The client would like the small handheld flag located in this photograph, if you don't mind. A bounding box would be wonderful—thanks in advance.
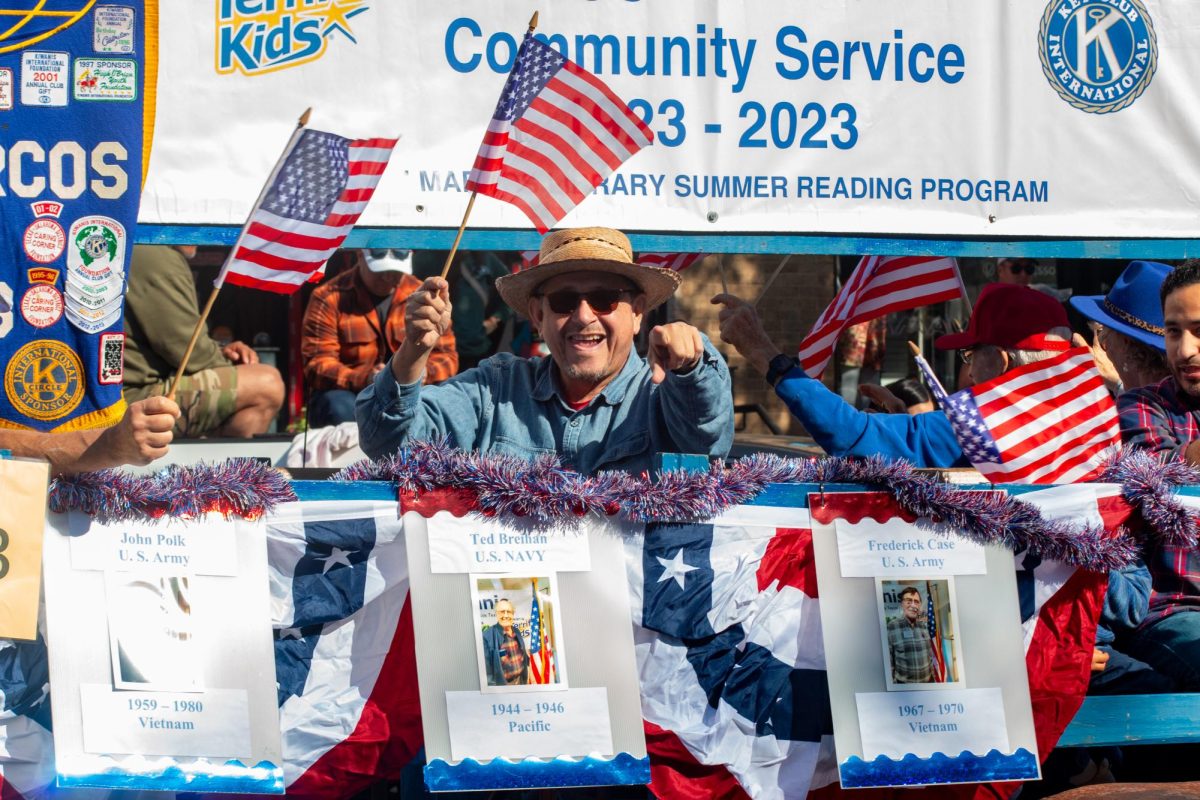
[913,345,1120,484]
[167,110,395,400]
[799,256,966,377]
[465,31,653,233]
[219,129,397,294]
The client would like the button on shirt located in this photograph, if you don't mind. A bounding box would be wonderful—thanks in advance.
[355,336,734,475]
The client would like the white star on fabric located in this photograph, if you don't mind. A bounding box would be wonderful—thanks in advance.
[320,546,353,574]
[279,627,304,640]
[656,549,698,590]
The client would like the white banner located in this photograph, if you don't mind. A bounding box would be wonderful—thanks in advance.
[142,0,1200,238]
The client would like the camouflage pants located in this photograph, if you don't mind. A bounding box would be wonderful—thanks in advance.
[125,366,239,438]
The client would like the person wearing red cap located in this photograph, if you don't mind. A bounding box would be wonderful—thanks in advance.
[713,283,1072,467]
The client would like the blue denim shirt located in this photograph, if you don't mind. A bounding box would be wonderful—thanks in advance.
[356,335,733,474]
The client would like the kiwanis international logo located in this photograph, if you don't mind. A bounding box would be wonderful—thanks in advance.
[1039,0,1158,113]
[216,0,370,77]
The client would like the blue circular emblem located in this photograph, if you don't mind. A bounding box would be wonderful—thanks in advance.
[1039,0,1158,113]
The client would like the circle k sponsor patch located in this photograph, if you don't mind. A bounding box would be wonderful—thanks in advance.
[6,339,83,421]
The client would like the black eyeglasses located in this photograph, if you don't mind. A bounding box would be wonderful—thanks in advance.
[538,289,632,315]
[366,248,411,261]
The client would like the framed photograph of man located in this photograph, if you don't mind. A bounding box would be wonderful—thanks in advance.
[471,574,567,694]
[876,577,964,692]
[105,573,203,692]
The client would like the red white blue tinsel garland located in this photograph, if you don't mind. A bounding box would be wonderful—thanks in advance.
[333,440,1146,571]
[48,458,296,522]
[46,443,1200,574]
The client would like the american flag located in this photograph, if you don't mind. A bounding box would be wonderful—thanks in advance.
[798,255,965,377]
[927,584,947,682]
[528,580,554,684]
[638,252,705,272]
[219,129,397,293]
[915,347,1120,484]
[465,32,652,233]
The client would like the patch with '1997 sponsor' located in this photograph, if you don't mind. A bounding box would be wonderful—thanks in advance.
[5,340,84,421]
[1039,0,1158,114]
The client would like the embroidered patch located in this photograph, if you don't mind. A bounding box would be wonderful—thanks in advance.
[27,268,59,285]
[0,282,12,339]
[23,218,66,264]
[20,284,64,329]
[5,340,84,421]
[99,333,124,385]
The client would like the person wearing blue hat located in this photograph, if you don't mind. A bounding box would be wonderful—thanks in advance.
[1070,260,1170,394]
[1067,262,1177,698]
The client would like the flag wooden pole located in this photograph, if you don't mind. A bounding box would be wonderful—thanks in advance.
[439,11,540,281]
[438,191,478,280]
[752,254,791,307]
[167,108,312,401]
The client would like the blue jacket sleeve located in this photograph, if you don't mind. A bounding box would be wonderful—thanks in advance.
[773,367,969,468]
[355,356,500,459]
[657,335,734,460]
[1096,561,1152,644]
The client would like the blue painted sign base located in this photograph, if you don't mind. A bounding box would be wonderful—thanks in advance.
[56,758,285,793]
[424,753,650,792]
[839,748,1038,788]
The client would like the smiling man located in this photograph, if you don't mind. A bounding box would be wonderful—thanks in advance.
[482,599,529,687]
[1121,260,1200,464]
[887,587,934,685]
[355,227,733,473]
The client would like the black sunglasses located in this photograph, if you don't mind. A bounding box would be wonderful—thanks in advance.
[538,289,632,315]
[1002,260,1037,275]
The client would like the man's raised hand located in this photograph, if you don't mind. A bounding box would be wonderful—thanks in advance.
[648,322,704,384]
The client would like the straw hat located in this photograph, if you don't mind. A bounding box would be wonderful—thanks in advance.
[496,227,681,315]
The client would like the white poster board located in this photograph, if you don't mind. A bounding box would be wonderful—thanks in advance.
[813,493,1040,789]
[406,505,648,792]
[43,512,284,793]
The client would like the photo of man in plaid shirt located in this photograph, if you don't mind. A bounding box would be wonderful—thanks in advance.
[482,599,529,687]
[1118,259,1200,689]
[887,586,935,684]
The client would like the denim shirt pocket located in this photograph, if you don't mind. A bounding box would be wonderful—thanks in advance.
[491,435,557,460]
[591,430,650,472]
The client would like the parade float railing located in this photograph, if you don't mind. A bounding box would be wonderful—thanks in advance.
[44,443,1200,790]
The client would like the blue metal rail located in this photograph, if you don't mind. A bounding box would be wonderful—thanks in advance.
[136,224,1200,259]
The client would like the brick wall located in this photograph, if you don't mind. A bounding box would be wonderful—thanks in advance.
[669,253,837,436]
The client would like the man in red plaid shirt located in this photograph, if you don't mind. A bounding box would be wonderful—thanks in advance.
[1118,259,1200,688]
[301,250,458,428]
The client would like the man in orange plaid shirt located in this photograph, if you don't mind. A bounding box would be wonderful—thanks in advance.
[301,249,457,428]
